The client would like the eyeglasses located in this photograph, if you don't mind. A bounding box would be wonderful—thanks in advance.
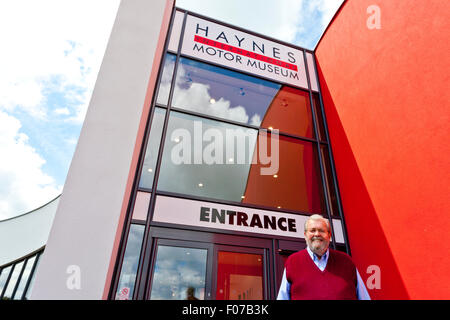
[306,228,328,234]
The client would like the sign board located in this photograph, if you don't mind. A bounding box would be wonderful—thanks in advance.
[181,15,309,90]
[153,195,344,243]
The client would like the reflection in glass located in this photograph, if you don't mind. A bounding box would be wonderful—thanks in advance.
[321,145,340,217]
[312,93,326,141]
[156,53,176,105]
[259,86,314,138]
[13,256,36,300]
[243,131,325,213]
[24,254,40,300]
[139,108,166,189]
[115,224,145,300]
[150,246,207,300]
[0,265,12,295]
[157,111,325,213]
[3,261,24,299]
[157,111,258,202]
[171,57,314,138]
[216,251,263,300]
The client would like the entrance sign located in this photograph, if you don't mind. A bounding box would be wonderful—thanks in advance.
[153,196,345,243]
[181,15,309,90]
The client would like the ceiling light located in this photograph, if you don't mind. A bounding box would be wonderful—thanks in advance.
[228,157,234,162]
[198,183,203,187]
[210,98,216,104]
[273,174,278,178]
[173,137,180,143]
[268,127,273,131]
[147,168,153,173]
[241,196,245,199]
[277,206,281,209]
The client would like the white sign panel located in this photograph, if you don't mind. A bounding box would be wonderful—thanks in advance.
[153,195,344,243]
[181,15,309,90]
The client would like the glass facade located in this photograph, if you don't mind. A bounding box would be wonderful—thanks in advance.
[111,9,346,300]
[149,245,207,300]
[0,249,42,300]
[115,224,145,300]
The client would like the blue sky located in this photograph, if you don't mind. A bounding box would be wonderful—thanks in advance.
[0,0,343,220]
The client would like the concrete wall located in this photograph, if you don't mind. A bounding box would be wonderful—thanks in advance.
[0,196,58,266]
[316,0,450,299]
[31,0,174,299]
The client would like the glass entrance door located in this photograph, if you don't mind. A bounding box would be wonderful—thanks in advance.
[214,247,266,300]
[146,228,272,300]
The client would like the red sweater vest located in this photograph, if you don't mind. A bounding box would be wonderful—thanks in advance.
[285,249,357,300]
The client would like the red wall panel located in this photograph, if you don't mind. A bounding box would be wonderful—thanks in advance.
[316,0,450,299]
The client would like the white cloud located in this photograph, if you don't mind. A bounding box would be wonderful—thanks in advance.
[308,0,344,28]
[157,61,255,124]
[0,111,61,220]
[0,0,119,218]
[54,107,70,116]
[0,0,120,121]
[177,0,305,43]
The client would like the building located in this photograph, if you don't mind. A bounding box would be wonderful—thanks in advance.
[0,0,448,300]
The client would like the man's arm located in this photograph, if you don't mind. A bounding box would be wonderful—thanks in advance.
[356,269,371,300]
[277,269,291,300]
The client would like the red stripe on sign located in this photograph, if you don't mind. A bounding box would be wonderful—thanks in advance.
[194,35,298,72]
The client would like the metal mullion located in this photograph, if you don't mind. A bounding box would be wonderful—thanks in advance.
[311,52,351,255]
[11,259,27,300]
[143,236,159,300]
[271,240,277,299]
[108,4,179,301]
[135,10,189,300]
[0,264,14,299]
[21,251,41,300]
[302,50,337,250]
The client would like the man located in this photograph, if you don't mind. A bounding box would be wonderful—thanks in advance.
[277,214,370,300]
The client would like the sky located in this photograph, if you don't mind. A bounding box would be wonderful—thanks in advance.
[0,0,343,220]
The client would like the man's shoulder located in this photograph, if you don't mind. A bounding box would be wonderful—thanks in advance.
[329,249,355,266]
[286,249,308,263]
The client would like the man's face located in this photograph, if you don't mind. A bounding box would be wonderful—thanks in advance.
[304,219,331,257]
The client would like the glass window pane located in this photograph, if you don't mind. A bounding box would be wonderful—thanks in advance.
[150,245,207,300]
[242,131,325,213]
[157,111,258,202]
[139,107,166,189]
[156,53,176,106]
[157,112,325,213]
[3,261,24,299]
[0,265,12,295]
[321,145,340,217]
[216,251,263,300]
[13,256,36,300]
[312,93,326,141]
[24,254,41,300]
[259,86,314,138]
[172,57,314,138]
[115,224,145,300]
